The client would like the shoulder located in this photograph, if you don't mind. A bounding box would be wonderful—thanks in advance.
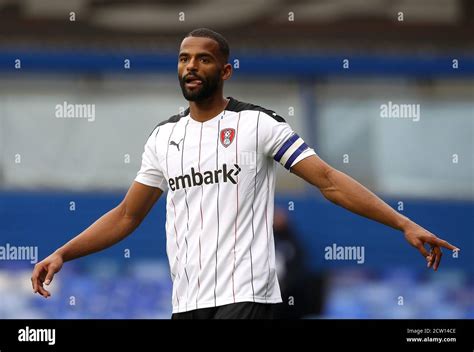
[157,108,190,127]
[226,97,286,123]
[147,108,190,138]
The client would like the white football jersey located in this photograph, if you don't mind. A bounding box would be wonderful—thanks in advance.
[135,97,316,313]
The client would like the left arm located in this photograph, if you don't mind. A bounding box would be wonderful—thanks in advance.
[290,155,460,271]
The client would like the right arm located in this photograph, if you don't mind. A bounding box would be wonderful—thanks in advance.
[31,181,163,298]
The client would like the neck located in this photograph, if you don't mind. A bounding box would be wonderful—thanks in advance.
[188,94,229,123]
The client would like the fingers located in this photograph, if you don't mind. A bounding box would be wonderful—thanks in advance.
[426,246,443,271]
[423,234,458,251]
[412,233,458,271]
[36,284,51,298]
[44,265,57,286]
[31,264,43,293]
[31,277,50,298]
[427,247,435,268]
[31,264,52,298]
[416,243,440,270]
[416,242,430,258]
[432,247,443,271]
[31,274,36,292]
[433,238,459,252]
[427,246,435,268]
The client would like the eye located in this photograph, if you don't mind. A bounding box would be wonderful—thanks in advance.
[200,57,209,63]
[179,57,187,63]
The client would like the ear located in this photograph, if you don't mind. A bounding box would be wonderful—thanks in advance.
[222,63,232,81]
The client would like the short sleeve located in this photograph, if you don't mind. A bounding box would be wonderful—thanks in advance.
[261,112,316,170]
[135,127,168,192]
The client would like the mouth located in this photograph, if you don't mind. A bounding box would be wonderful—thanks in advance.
[184,75,203,89]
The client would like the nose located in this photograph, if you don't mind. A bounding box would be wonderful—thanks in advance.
[185,57,198,72]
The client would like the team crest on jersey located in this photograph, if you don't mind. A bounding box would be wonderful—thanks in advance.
[220,128,235,148]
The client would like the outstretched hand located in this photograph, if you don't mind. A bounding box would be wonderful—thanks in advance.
[404,223,460,271]
[31,252,64,298]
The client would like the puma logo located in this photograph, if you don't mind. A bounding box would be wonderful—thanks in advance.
[169,138,183,151]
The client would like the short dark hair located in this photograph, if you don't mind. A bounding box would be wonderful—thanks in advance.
[185,28,230,63]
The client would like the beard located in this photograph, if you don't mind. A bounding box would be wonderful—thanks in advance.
[179,71,221,101]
